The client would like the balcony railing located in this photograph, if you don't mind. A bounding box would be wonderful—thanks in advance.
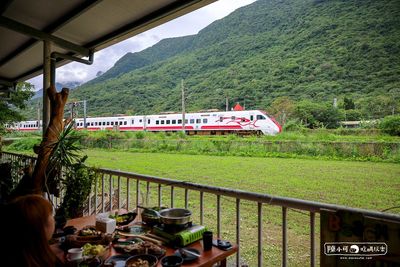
[2,151,400,267]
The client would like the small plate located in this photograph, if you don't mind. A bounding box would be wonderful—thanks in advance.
[174,248,200,262]
[119,225,149,235]
[104,254,131,267]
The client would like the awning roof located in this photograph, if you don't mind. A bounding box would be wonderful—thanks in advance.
[0,0,216,88]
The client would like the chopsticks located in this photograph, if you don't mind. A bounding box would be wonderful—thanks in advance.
[179,248,200,258]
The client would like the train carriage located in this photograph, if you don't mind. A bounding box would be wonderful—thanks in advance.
[7,110,281,135]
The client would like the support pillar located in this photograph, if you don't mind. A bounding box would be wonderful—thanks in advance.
[42,40,52,136]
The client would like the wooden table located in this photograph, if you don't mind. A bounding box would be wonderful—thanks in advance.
[55,213,238,267]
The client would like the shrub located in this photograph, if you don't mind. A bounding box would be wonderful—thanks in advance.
[135,131,145,139]
[6,138,40,151]
[344,109,362,121]
[283,119,306,131]
[380,115,400,136]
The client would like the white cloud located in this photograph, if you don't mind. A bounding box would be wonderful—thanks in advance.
[28,0,256,90]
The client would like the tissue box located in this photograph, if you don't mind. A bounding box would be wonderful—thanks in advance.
[95,215,116,234]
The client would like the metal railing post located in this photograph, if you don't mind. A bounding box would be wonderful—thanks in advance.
[282,207,288,267]
[258,202,263,267]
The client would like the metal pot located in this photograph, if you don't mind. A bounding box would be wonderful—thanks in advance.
[158,208,191,225]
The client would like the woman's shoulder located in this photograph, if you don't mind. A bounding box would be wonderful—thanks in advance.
[55,257,65,267]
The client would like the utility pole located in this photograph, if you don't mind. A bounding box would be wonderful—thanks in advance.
[37,102,41,130]
[225,96,229,111]
[83,100,87,129]
[181,79,185,133]
[67,100,87,127]
[70,102,75,120]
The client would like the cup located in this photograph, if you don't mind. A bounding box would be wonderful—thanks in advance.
[202,231,213,251]
[67,248,83,261]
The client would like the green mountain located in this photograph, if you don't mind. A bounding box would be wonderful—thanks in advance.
[29,0,400,118]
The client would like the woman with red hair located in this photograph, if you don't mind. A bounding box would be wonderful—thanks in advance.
[1,194,62,267]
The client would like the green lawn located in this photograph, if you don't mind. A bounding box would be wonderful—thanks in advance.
[85,149,400,213]
[83,149,400,266]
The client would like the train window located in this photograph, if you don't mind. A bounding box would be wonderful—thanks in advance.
[203,118,208,123]
[185,119,188,124]
[107,122,110,126]
[139,119,142,123]
[241,118,246,122]
[190,119,194,124]
[196,119,201,124]
[250,115,254,121]
[148,119,150,124]
[178,119,182,124]
[172,120,176,124]
[161,120,165,125]
[111,121,114,126]
[231,116,236,120]
[256,115,266,120]
[219,117,223,122]
[166,120,170,125]
[124,121,127,125]
[132,120,134,124]
[156,120,159,125]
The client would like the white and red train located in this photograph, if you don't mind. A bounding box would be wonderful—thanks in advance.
[7,110,281,135]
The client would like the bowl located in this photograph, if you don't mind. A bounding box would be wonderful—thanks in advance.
[111,212,137,226]
[78,256,102,267]
[141,211,160,226]
[125,254,158,267]
[160,255,184,267]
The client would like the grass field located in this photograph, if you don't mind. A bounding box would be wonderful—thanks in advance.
[83,149,400,266]
[85,149,400,213]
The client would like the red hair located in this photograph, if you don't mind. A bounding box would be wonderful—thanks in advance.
[2,195,57,267]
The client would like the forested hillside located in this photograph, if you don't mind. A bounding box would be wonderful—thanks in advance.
[26,0,400,122]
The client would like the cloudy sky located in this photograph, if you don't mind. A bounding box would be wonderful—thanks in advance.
[28,0,256,90]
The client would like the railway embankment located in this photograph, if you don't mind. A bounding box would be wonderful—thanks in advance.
[3,130,400,162]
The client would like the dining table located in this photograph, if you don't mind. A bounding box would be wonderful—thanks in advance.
[52,211,238,267]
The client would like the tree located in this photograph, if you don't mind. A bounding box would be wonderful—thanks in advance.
[293,100,343,129]
[358,96,399,119]
[0,82,34,134]
[267,96,295,125]
[380,115,400,136]
[343,97,355,110]
[344,109,362,121]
